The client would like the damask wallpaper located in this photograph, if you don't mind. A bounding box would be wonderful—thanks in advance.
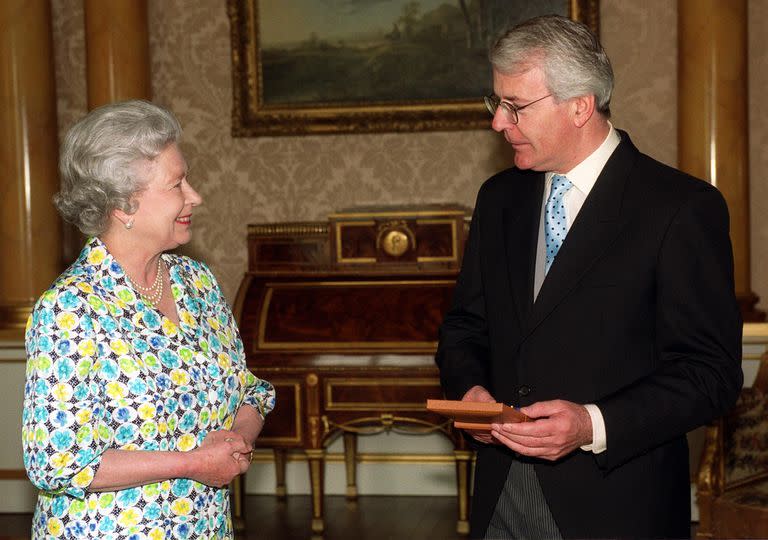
[51,0,767,310]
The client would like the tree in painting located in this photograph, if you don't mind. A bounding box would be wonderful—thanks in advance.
[260,0,566,105]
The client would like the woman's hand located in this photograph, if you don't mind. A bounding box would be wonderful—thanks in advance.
[186,431,252,487]
[206,429,254,466]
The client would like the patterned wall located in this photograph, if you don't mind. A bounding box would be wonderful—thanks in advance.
[51,0,767,311]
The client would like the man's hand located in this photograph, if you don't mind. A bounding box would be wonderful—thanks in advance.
[490,399,592,461]
[461,385,497,444]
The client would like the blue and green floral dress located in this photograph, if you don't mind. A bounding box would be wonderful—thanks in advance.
[22,237,275,539]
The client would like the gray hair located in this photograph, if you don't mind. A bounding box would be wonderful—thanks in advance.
[489,15,614,117]
[54,100,182,236]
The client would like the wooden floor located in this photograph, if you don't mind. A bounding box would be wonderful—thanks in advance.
[238,495,463,539]
[0,495,464,540]
[0,495,699,539]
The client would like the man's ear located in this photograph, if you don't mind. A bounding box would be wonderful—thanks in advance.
[572,94,596,128]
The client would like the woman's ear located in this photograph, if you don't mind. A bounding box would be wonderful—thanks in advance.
[112,208,135,230]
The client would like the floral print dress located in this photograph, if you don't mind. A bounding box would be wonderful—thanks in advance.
[22,237,275,539]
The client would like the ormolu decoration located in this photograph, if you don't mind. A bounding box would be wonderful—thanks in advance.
[695,352,768,538]
[232,205,472,535]
[377,221,414,258]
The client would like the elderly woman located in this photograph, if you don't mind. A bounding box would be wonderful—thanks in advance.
[21,100,275,538]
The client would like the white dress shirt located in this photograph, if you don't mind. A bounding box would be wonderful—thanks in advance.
[532,123,621,454]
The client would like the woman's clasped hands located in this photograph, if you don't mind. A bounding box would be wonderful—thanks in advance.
[187,430,254,487]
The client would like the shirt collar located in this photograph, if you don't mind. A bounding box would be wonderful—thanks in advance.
[546,122,621,196]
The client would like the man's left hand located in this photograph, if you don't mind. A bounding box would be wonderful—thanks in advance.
[490,400,592,461]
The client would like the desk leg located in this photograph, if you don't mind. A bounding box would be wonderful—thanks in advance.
[306,448,325,535]
[231,473,246,532]
[274,449,287,500]
[454,450,472,535]
[343,432,358,500]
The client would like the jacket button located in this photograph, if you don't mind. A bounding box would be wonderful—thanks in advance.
[518,385,531,397]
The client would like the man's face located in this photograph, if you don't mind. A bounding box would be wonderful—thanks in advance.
[491,66,578,173]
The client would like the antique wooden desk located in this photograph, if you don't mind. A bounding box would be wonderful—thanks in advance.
[232,206,472,535]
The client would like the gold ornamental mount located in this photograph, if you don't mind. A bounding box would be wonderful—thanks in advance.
[376,220,415,258]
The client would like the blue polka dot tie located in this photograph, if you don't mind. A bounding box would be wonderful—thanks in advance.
[545,174,573,274]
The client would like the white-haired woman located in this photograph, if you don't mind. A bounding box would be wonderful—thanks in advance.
[22,100,275,539]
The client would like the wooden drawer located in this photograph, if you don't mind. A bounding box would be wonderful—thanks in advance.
[256,378,304,447]
[324,376,443,412]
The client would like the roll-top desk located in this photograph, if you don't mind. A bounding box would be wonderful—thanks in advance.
[232,205,472,535]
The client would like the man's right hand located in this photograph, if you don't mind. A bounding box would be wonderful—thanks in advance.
[461,385,497,444]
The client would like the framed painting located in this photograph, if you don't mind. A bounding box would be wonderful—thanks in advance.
[228,0,600,136]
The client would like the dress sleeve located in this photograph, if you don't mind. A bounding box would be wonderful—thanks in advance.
[201,262,276,418]
[22,284,113,498]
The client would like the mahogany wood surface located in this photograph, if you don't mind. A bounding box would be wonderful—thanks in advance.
[234,206,472,535]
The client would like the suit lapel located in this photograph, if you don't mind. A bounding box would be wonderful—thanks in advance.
[503,172,544,329]
[525,133,640,337]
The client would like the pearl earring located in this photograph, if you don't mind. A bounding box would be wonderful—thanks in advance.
[125,219,134,230]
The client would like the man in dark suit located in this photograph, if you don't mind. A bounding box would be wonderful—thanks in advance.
[435,14,743,539]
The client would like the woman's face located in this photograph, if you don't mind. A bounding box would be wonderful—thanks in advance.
[129,143,202,251]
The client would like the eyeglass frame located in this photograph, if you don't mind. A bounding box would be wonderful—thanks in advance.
[483,93,553,124]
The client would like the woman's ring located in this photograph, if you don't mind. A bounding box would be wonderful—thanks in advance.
[225,437,234,442]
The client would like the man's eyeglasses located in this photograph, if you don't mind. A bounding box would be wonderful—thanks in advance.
[483,93,553,124]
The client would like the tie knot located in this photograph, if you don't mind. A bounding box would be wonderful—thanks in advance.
[551,174,572,195]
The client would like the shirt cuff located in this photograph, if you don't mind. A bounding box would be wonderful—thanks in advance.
[580,403,607,454]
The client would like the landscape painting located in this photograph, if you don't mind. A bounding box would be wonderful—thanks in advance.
[229,0,599,135]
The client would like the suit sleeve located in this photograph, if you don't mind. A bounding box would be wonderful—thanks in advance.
[435,191,492,400]
[596,187,743,470]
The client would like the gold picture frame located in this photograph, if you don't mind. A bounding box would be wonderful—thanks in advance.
[228,0,600,137]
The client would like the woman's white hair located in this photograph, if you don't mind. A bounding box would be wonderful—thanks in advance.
[54,99,182,236]
[489,15,614,117]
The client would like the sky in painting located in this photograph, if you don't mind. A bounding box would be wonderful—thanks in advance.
[260,0,452,46]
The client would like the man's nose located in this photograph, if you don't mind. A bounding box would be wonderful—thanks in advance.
[491,110,515,133]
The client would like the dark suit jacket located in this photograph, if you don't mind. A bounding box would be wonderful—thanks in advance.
[435,132,743,538]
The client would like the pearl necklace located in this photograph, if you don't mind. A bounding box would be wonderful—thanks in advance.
[127,257,165,307]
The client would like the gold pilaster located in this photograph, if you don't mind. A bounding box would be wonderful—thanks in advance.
[678,0,762,320]
[84,0,150,109]
[0,0,61,335]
